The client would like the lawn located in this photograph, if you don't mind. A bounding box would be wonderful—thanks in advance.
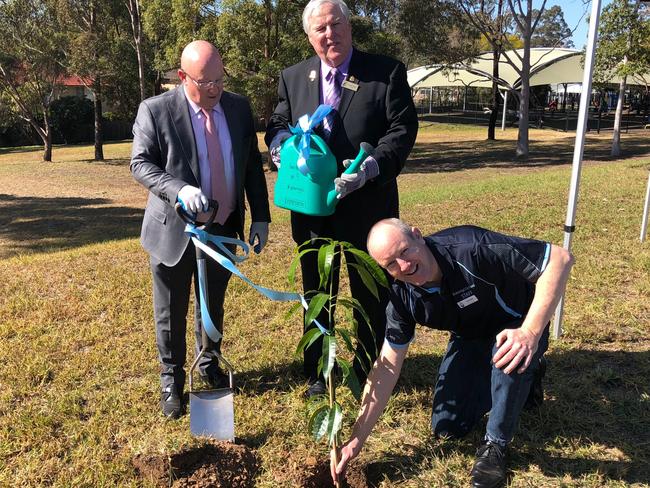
[1,124,649,487]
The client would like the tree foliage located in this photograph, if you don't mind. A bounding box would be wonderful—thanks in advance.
[594,0,650,84]
[594,0,650,156]
[0,0,66,160]
[530,5,574,48]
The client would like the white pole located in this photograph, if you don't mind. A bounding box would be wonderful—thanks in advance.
[552,0,603,339]
[501,91,508,131]
[429,86,433,114]
[641,171,650,242]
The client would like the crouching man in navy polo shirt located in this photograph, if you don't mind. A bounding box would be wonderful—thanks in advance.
[332,218,574,488]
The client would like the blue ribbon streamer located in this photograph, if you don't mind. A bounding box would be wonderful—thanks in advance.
[289,104,332,176]
[186,225,330,341]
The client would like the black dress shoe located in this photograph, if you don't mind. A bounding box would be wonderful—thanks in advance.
[160,385,183,419]
[470,441,507,488]
[200,369,230,389]
[305,379,327,398]
[524,356,547,410]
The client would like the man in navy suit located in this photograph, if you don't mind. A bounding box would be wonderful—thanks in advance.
[265,0,418,396]
[131,40,270,418]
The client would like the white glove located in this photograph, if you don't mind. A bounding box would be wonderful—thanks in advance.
[270,145,282,169]
[249,221,269,254]
[177,185,209,213]
[334,156,379,199]
[269,131,291,169]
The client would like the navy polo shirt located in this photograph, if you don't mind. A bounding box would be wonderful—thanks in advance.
[385,225,551,347]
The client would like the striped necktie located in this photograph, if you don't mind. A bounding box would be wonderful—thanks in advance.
[323,68,342,138]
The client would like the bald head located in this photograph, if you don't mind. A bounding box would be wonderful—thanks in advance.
[367,219,412,258]
[178,40,225,111]
[180,40,221,72]
[367,219,440,287]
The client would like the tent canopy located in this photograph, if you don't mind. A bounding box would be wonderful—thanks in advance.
[409,48,638,91]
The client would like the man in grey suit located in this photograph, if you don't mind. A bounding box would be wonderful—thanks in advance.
[131,40,271,418]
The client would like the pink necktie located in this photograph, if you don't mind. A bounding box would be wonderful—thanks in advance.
[202,108,234,225]
[323,68,342,137]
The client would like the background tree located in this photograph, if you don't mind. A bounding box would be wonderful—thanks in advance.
[0,0,66,161]
[458,0,513,141]
[530,5,574,48]
[140,0,221,94]
[594,0,650,156]
[126,0,147,101]
[501,0,548,158]
[395,0,479,67]
[216,0,310,124]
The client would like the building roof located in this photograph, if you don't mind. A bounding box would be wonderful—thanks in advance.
[409,48,648,90]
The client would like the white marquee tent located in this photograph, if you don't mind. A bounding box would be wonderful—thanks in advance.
[407,47,640,91]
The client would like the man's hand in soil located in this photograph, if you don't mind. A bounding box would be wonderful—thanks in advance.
[331,438,362,483]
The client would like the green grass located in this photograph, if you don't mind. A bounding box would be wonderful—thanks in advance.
[1,126,649,487]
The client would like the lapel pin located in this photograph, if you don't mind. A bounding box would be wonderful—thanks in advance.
[309,70,317,82]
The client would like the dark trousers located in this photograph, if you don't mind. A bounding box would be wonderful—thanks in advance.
[150,218,237,393]
[300,242,389,385]
[431,325,550,446]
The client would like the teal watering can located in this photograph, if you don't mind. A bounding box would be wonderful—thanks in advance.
[274,104,374,216]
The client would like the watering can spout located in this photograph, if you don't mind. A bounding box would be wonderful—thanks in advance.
[325,142,374,206]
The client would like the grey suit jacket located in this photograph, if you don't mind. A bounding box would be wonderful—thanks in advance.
[131,86,270,266]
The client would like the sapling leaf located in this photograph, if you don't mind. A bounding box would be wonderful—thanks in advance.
[345,367,362,401]
[309,405,330,441]
[317,242,337,290]
[337,297,371,326]
[305,292,329,329]
[306,396,329,415]
[336,328,356,355]
[288,245,319,286]
[322,335,337,380]
[347,262,379,300]
[295,327,323,357]
[284,301,302,320]
[336,358,362,400]
[328,402,343,446]
[346,248,389,288]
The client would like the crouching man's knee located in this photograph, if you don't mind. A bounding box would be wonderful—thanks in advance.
[432,416,472,440]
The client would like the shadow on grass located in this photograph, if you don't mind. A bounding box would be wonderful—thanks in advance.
[235,359,305,396]
[355,348,650,486]
[404,131,650,174]
[0,193,143,257]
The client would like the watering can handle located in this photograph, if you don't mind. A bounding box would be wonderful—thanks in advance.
[342,142,374,176]
[325,142,374,207]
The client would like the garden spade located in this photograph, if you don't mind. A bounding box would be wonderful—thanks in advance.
[174,200,236,441]
[188,331,235,441]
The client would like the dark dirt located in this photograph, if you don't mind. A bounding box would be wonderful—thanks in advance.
[132,441,260,488]
[299,457,369,488]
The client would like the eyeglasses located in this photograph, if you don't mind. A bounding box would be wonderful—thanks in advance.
[181,70,225,90]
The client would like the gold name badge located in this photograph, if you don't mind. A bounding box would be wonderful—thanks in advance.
[342,79,359,91]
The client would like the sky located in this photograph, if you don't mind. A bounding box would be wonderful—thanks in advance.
[558,0,614,49]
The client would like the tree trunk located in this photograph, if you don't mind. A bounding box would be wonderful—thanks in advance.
[488,49,501,140]
[43,110,52,162]
[93,79,104,161]
[516,31,532,159]
[127,0,146,101]
[611,75,627,157]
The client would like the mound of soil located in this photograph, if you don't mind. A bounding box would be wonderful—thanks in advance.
[133,441,259,488]
[299,457,368,488]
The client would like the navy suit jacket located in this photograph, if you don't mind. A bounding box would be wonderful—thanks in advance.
[265,48,417,248]
[131,87,270,266]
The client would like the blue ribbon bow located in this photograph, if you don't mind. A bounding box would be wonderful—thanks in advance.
[289,104,332,176]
